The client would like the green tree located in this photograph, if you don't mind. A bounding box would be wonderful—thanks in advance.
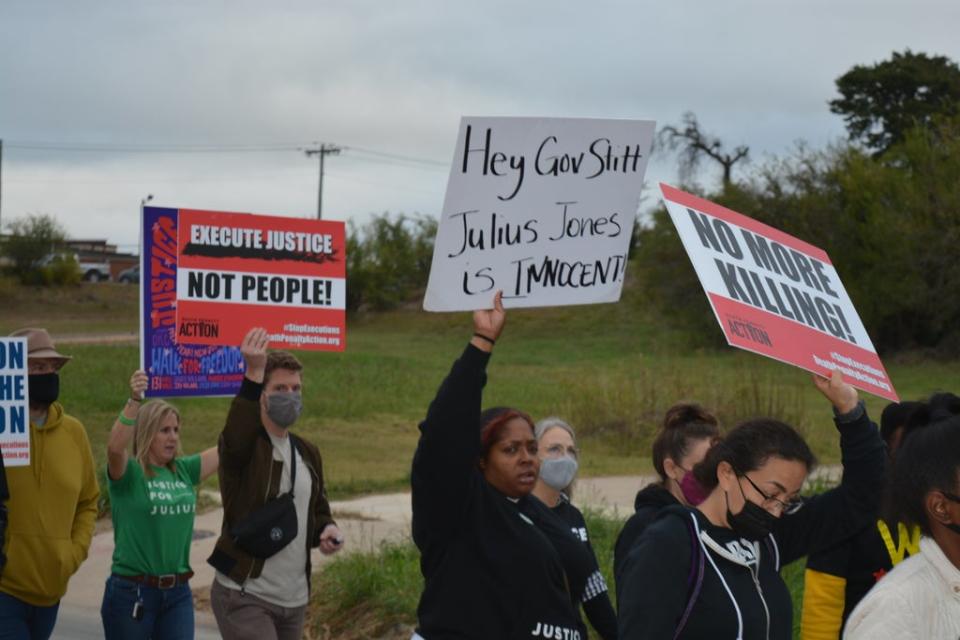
[2,213,68,283]
[830,50,960,155]
[346,213,437,312]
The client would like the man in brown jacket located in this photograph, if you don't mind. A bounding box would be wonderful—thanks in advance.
[208,327,343,639]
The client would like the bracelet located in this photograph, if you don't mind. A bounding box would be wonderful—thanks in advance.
[473,332,496,346]
[117,412,136,427]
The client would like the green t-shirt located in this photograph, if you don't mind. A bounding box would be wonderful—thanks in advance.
[109,455,202,576]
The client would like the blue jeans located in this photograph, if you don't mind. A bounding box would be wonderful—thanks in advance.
[100,575,194,640]
[0,591,60,640]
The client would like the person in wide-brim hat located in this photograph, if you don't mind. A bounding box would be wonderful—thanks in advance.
[1,327,98,640]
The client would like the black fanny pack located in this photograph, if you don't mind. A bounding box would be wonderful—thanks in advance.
[230,436,299,559]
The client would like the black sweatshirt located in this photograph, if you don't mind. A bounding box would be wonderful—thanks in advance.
[618,404,884,640]
[612,483,679,592]
[412,344,585,640]
[548,495,619,640]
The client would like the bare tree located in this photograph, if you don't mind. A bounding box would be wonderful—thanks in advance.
[659,112,749,189]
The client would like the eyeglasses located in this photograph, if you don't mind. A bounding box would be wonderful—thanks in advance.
[942,491,960,504]
[740,473,804,515]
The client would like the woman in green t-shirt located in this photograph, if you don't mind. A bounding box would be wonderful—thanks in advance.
[100,369,218,640]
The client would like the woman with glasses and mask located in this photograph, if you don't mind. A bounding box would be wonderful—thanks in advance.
[843,401,960,639]
[618,372,884,640]
[531,417,617,640]
[613,404,720,590]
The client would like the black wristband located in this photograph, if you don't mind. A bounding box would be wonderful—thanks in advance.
[473,332,496,346]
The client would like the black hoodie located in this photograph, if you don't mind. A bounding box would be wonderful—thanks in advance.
[613,483,679,591]
[412,344,586,640]
[618,404,884,640]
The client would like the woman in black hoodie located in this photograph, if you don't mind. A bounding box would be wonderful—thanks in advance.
[618,372,884,640]
[613,404,720,589]
[412,292,602,640]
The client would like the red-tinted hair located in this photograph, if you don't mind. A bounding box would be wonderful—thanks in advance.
[479,407,535,461]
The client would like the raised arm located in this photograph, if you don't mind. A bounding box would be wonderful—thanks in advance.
[218,328,269,474]
[198,446,219,482]
[106,370,148,481]
[411,292,505,544]
[774,371,884,564]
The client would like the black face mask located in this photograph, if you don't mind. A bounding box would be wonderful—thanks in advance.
[726,478,777,540]
[28,373,60,405]
[946,523,960,536]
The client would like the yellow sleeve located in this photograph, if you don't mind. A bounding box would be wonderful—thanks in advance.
[69,422,100,573]
[800,568,846,640]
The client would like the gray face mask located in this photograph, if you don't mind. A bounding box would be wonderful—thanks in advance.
[539,456,578,491]
[266,392,303,428]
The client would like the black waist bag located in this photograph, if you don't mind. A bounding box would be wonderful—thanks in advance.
[230,436,299,559]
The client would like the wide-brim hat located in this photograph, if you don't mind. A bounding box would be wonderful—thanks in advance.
[8,327,72,368]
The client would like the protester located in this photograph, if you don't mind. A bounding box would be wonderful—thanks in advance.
[0,328,99,640]
[843,407,960,639]
[800,400,923,639]
[618,372,884,639]
[412,292,604,640]
[208,327,343,640]
[531,417,617,640]
[100,369,219,639]
[613,403,720,588]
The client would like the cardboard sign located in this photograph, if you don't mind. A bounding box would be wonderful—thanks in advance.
[174,208,346,351]
[423,116,655,311]
[0,337,30,467]
[141,206,246,398]
[660,184,898,401]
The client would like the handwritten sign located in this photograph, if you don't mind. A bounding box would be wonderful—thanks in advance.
[0,337,30,466]
[175,208,346,351]
[141,206,246,398]
[660,184,898,401]
[424,117,655,311]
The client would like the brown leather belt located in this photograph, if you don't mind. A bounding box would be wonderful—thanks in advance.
[115,571,194,589]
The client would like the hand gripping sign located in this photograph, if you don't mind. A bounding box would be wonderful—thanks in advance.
[140,205,346,399]
[659,184,898,401]
[424,116,655,311]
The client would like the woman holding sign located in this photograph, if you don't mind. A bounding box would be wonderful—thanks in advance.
[617,372,884,640]
[411,292,607,640]
[100,370,218,640]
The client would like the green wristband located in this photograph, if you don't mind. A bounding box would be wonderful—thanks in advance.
[117,412,136,427]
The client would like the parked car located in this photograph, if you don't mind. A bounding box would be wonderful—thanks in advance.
[118,265,140,284]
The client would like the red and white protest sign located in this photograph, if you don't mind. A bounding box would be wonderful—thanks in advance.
[659,184,898,401]
[174,208,346,352]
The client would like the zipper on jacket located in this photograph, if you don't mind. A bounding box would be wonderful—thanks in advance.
[748,564,771,640]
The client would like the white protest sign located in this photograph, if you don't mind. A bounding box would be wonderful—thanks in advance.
[659,184,898,401]
[0,337,30,467]
[424,116,655,311]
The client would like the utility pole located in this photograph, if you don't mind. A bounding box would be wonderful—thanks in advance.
[304,143,341,219]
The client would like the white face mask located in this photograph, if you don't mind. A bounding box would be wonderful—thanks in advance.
[539,456,578,491]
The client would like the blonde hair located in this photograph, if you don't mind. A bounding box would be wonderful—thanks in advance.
[132,400,181,477]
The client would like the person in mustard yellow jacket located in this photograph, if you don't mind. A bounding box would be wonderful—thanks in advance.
[0,328,99,640]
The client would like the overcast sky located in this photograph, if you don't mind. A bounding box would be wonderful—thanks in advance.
[1,0,958,253]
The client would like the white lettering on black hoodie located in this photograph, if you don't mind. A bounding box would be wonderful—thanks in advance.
[618,404,884,640]
[412,344,583,640]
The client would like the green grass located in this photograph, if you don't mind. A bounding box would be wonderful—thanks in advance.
[8,281,959,500]
[306,509,811,640]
